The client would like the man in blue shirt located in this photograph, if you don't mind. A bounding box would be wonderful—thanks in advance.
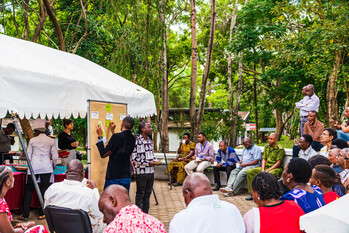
[220,137,261,196]
[212,141,239,191]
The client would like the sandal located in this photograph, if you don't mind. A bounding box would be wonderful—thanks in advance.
[18,215,28,221]
[38,215,46,220]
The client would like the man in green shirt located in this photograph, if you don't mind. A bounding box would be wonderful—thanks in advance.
[245,133,285,200]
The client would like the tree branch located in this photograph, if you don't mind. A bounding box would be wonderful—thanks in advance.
[72,0,89,54]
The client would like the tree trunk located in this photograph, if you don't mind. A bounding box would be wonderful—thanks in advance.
[193,0,216,137]
[326,50,342,125]
[19,117,33,145]
[23,0,29,40]
[32,0,48,42]
[227,0,238,146]
[341,81,349,122]
[159,0,169,152]
[254,75,259,143]
[230,61,243,147]
[42,0,66,51]
[189,0,198,141]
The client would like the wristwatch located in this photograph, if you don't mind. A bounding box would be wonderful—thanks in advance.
[98,136,103,139]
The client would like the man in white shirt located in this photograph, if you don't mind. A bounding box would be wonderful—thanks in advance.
[169,173,245,233]
[44,159,106,233]
[296,84,320,136]
[21,126,58,220]
[297,134,317,161]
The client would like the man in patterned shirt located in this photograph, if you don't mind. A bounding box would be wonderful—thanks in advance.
[99,185,166,233]
[132,121,160,213]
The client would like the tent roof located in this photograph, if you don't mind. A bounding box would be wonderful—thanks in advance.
[0,34,157,119]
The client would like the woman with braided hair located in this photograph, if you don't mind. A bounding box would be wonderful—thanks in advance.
[0,166,48,233]
[243,172,305,233]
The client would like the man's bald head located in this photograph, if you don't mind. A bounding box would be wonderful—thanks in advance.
[65,159,84,181]
[268,133,278,147]
[182,173,212,206]
[98,185,131,225]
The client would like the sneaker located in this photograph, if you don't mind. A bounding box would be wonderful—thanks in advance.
[223,193,233,197]
[245,195,253,201]
[219,187,233,193]
[212,185,221,191]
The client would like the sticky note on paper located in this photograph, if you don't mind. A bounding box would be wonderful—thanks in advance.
[91,111,99,119]
[106,113,113,120]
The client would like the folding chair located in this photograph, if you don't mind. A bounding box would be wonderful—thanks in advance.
[44,205,92,233]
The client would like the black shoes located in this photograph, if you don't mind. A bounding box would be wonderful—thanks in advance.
[212,185,221,191]
[245,195,253,201]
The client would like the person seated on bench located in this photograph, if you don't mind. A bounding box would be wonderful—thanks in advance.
[184,132,214,175]
[44,159,105,233]
[212,140,239,191]
[0,166,48,233]
[246,133,285,201]
[332,107,349,142]
[220,137,261,196]
[295,134,317,161]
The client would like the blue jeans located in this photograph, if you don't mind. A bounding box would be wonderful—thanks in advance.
[337,130,349,142]
[104,178,131,191]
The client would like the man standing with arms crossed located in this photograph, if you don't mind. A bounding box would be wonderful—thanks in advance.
[132,121,160,213]
[96,116,136,191]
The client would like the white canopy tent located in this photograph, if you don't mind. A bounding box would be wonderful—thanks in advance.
[0,34,157,119]
[0,34,163,210]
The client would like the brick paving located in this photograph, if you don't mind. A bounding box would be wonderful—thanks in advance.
[12,180,256,232]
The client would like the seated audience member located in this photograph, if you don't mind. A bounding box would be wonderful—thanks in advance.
[281,158,325,213]
[295,134,317,160]
[339,148,349,193]
[246,133,285,201]
[309,165,340,204]
[328,148,343,173]
[98,185,166,233]
[169,173,245,233]
[293,111,324,157]
[220,138,261,196]
[168,133,195,186]
[0,166,48,233]
[212,141,240,191]
[319,128,337,156]
[331,107,349,142]
[308,155,345,197]
[185,133,214,175]
[244,172,305,233]
[44,160,105,233]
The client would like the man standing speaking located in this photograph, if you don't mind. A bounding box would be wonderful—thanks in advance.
[96,116,136,191]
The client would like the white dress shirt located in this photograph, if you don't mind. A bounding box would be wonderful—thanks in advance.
[296,94,320,117]
[44,179,106,233]
[298,146,318,161]
[27,133,58,175]
[169,194,245,233]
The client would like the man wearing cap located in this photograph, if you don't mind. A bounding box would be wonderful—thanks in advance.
[20,124,59,220]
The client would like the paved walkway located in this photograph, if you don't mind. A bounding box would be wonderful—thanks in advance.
[13,180,256,231]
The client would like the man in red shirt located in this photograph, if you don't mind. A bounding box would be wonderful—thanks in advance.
[98,185,166,233]
[309,165,340,204]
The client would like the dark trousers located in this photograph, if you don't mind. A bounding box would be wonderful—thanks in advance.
[23,173,51,217]
[213,165,236,186]
[135,173,154,214]
[0,152,13,164]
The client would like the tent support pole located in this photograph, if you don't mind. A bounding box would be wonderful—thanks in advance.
[155,116,172,190]
[11,114,44,211]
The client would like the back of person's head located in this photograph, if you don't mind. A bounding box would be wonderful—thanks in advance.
[138,120,148,134]
[182,173,212,206]
[0,166,11,194]
[302,134,313,145]
[332,139,348,149]
[66,159,84,181]
[287,158,312,183]
[63,119,73,128]
[6,123,15,131]
[313,165,337,188]
[251,172,281,200]
[308,155,331,168]
[324,128,337,141]
[122,116,135,130]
